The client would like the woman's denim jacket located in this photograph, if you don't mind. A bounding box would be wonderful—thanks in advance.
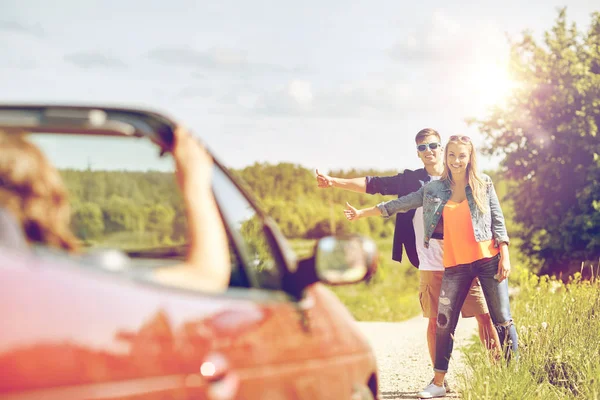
[376,174,510,249]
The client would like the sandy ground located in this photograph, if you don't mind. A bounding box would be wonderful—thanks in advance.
[357,317,478,400]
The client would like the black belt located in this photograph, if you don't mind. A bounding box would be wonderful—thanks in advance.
[431,232,444,240]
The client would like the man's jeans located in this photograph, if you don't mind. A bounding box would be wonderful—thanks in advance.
[434,254,518,372]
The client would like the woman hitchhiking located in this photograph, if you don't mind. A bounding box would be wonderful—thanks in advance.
[344,135,518,399]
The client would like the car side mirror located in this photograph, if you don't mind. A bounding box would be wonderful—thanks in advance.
[314,235,378,285]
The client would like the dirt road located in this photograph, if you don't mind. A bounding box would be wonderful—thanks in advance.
[357,317,478,400]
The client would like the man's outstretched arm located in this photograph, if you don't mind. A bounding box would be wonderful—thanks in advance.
[316,169,367,193]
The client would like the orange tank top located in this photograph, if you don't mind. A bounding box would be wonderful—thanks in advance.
[442,200,498,268]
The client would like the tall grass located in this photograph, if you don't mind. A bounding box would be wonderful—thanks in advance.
[458,267,600,399]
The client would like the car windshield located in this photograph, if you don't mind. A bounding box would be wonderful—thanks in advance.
[15,131,257,289]
[29,133,187,256]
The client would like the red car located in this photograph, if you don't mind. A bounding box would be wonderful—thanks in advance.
[0,105,379,400]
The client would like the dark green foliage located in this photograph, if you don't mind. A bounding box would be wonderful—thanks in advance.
[145,204,175,242]
[103,195,144,234]
[474,9,600,275]
[71,202,104,240]
[61,169,182,249]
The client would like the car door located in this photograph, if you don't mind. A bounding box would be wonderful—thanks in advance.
[206,165,356,399]
[0,130,268,399]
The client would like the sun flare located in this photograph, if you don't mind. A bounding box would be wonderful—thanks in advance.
[466,61,518,112]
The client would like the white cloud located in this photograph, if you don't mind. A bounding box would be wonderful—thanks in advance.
[241,77,414,118]
[64,52,126,69]
[388,9,507,64]
[0,20,44,37]
[235,92,260,109]
[146,46,297,75]
[404,35,418,50]
[287,80,313,107]
[432,9,460,36]
[0,30,60,69]
[207,47,247,66]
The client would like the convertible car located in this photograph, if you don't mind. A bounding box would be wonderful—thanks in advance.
[0,105,379,400]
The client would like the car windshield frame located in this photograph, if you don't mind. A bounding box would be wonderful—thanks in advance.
[0,104,296,292]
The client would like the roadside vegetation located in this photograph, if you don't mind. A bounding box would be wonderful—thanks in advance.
[458,268,600,400]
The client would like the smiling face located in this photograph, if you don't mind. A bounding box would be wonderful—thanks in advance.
[446,142,471,175]
[416,134,444,167]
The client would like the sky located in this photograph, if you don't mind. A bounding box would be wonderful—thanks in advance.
[1,0,598,173]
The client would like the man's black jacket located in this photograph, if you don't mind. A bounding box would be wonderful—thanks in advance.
[365,168,428,268]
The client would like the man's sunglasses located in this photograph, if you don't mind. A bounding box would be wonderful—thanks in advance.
[449,135,471,143]
[416,142,442,152]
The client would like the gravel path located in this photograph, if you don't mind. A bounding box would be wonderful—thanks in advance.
[357,317,478,400]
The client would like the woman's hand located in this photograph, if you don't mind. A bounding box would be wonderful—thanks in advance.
[153,125,230,293]
[172,126,213,192]
[497,244,511,282]
[344,203,383,221]
[344,202,362,221]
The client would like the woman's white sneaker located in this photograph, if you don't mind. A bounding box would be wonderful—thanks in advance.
[417,382,446,398]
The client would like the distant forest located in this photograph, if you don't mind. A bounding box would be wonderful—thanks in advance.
[61,163,404,248]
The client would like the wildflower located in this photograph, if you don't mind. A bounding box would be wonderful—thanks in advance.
[541,322,548,330]
[520,325,528,335]
[549,281,562,294]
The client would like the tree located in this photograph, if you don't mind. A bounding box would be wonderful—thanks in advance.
[81,170,106,202]
[145,204,175,243]
[474,9,600,275]
[171,206,187,243]
[103,195,144,234]
[72,202,104,240]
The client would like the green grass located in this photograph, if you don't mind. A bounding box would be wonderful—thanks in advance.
[290,237,421,322]
[457,268,600,400]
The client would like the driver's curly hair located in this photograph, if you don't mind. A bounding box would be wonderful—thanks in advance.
[0,132,79,252]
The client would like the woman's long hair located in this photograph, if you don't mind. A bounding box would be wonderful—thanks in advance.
[441,137,489,212]
[0,132,79,251]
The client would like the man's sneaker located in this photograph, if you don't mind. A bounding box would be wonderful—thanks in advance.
[417,382,446,399]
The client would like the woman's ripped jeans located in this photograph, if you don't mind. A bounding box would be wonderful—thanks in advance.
[434,254,518,372]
